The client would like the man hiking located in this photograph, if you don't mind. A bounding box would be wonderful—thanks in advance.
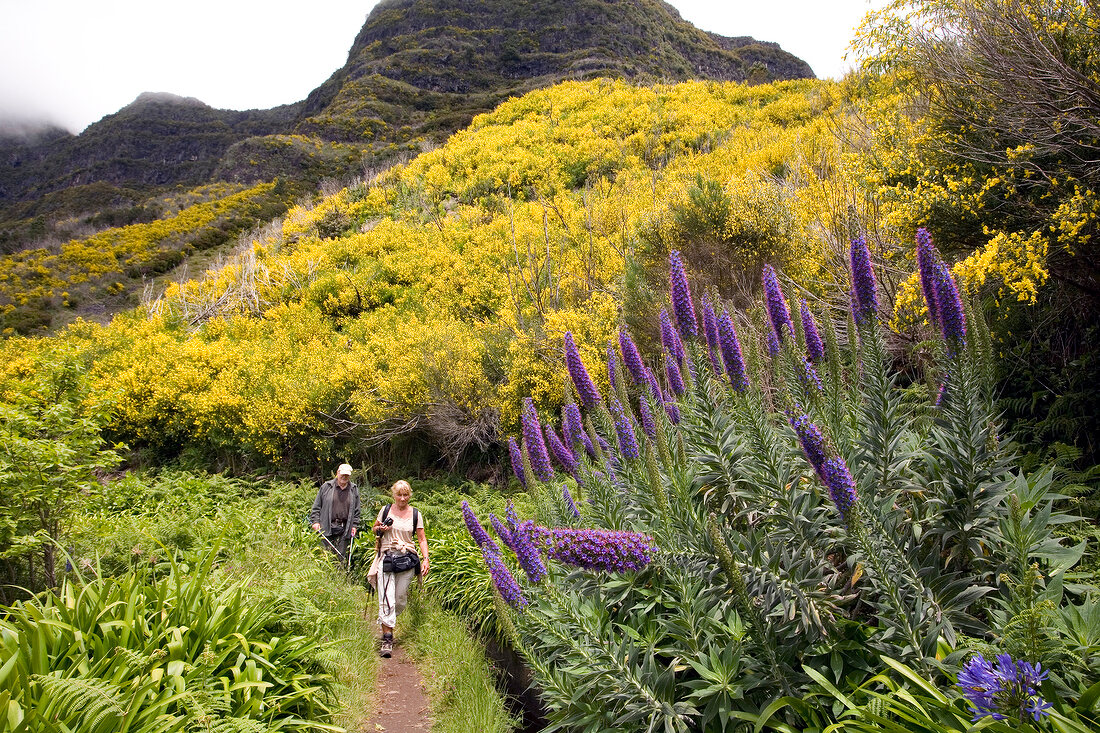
[310,463,360,564]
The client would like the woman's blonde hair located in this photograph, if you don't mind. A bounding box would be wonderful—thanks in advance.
[391,479,411,493]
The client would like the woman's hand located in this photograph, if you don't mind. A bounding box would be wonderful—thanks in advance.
[420,558,429,577]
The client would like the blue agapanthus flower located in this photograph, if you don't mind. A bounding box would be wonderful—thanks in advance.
[957,653,1053,723]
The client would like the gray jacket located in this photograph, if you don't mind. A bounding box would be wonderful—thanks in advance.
[309,480,361,538]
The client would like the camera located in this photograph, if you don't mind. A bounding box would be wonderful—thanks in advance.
[375,517,393,536]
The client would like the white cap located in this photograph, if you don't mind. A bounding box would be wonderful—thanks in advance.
[337,463,353,476]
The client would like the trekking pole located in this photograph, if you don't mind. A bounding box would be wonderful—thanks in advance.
[316,529,342,554]
[347,533,355,573]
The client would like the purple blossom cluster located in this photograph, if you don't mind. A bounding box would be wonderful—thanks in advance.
[765,326,781,357]
[933,258,967,357]
[644,367,664,405]
[665,402,681,424]
[510,518,548,583]
[463,500,501,555]
[490,513,515,550]
[659,310,686,365]
[607,340,620,394]
[916,228,941,329]
[665,354,685,397]
[849,236,879,326]
[619,331,646,385]
[916,228,967,357]
[544,527,657,573]
[545,424,578,477]
[609,397,640,460]
[717,309,749,392]
[562,402,595,459]
[564,331,602,408]
[762,264,792,347]
[522,398,554,482]
[701,296,723,374]
[957,653,1052,723]
[789,412,829,472]
[508,437,527,489]
[562,485,580,519]
[669,250,698,339]
[820,457,858,519]
[482,546,528,608]
[797,355,824,393]
[788,413,857,519]
[800,299,825,363]
[637,397,657,439]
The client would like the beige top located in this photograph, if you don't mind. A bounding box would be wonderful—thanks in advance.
[376,506,424,554]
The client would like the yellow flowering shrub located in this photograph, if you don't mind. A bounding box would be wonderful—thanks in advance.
[2,77,859,467]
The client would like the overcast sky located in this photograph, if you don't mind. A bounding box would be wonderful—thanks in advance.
[0,0,885,134]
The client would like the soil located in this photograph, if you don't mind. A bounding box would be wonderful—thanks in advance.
[358,640,435,733]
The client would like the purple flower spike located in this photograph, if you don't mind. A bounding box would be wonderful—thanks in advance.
[665,401,681,424]
[505,503,519,532]
[717,309,749,392]
[522,398,555,482]
[463,501,501,555]
[789,412,829,476]
[619,331,646,385]
[702,296,723,374]
[637,397,657,439]
[659,310,685,364]
[916,228,942,329]
[800,300,825,363]
[483,546,528,608]
[644,367,665,405]
[544,526,658,573]
[511,519,547,583]
[545,423,578,476]
[490,513,516,551]
[564,331,601,409]
[821,456,858,519]
[762,264,793,345]
[508,437,527,489]
[609,397,640,460]
[561,402,593,458]
[607,340,620,394]
[765,326,781,357]
[669,250,698,339]
[665,354,685,397]
[798,355,824,393]
[957,653,1052,723]
[849,236,879,326]
[933,259,967,357]
[562,486,580,519]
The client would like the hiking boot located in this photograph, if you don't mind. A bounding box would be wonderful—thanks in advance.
[380,633,393,658]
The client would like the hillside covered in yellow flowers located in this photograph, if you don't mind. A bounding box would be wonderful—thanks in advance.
[0,71,1076,473]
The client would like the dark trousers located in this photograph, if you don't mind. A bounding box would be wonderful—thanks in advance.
[321,531,350,563]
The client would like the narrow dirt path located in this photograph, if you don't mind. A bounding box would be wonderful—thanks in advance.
[358,641,435,732]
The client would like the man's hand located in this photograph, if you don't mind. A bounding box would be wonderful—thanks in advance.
[311,523,321,532]
[350,527,357,537]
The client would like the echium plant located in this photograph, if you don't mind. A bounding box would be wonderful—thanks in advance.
[470,247,1093,733]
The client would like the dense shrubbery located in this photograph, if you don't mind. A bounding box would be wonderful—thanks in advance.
[849,0,1100,466]
[461,247,1098,731]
